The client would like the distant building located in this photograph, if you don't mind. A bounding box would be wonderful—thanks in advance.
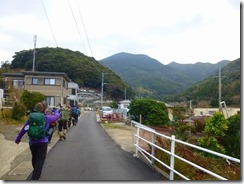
[117,100,131,119]
[193,107,240,119]
[68,81,79,107]
[118,100,131,110]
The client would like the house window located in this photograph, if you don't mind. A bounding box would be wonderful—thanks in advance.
[32,78,38,85]
[208,111,215,115]
[44,78,56,85]
[71,88,76,95]
[46,96,55,106]
[63,80,65,88]
[13,79,24,89]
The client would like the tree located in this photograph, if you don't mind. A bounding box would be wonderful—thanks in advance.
[197,112,228,156]
[172,105,187,122]
[1,61,11,72]
[222,114,240,158]
[197,100,210,108]
[203,112,228,137]
[10,47,135,101]
[109,101,118,108]
[128,98,169,126]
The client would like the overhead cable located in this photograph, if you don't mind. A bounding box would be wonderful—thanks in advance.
[76,0,93,57]
[68,0,88,55]
[41,0,58,47]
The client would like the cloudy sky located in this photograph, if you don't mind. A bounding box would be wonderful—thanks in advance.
[0,0,240,64]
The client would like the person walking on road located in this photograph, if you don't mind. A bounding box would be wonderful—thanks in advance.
[69,105,77,126]
[58,105,69,140]
[73,105,80,124]
[15,101,60,180]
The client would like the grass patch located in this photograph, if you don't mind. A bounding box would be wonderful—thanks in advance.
[1,117,28,125]
[101,122,124,129]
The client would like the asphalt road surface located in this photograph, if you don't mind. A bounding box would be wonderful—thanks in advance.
[35,111,165,181]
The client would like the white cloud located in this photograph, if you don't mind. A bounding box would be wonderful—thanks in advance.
[0,0,240,64]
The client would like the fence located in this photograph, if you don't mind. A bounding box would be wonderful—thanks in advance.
[131,120,240,180]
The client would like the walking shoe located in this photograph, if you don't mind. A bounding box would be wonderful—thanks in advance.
[62,135,66,140]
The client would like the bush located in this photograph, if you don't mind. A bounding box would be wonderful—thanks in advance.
[128,98,169,126]
[20,90,46,111]
[194,119,205,133]
[197,136,225,157]
[12,102,27,121]
[173,124,195,141]
[222,114,240,158]
[196,112,228,158]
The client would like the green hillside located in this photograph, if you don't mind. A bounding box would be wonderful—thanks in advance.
[164,58,240,107]
[100,52,230,99]
[168,60,230,82]
[8,47,134,100]
[100,52,195,98]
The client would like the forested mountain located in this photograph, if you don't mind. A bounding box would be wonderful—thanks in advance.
[1,48,239,107]
[168,60,230,82]
[100,52,230,98]
[163,58,240,107]
[6,47,135,100]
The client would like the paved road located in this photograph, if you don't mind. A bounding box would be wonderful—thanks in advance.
[36,111,165,181]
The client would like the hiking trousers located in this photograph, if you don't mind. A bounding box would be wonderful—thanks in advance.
[58,119,68,137]
[29,142,48,180]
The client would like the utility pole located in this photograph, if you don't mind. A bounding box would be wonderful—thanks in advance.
[101,72,107,106]
[124,87,127,100]
[218,67,221,111]
[32,35,37,72]
[214,67,225,111]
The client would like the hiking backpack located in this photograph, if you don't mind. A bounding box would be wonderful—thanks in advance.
[27,112,46,140]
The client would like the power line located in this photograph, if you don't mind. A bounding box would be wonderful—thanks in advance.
[41,0,58,47]
[67,0,87,55]
[76,0,93,57]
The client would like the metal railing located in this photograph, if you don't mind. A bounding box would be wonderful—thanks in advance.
[131,120,240,180]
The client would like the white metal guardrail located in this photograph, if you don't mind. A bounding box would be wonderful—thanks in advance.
[131,120,240,180]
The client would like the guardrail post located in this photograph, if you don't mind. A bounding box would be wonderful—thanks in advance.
[151,132,155,165]
[134,126,140,158]
[170,135,175,180]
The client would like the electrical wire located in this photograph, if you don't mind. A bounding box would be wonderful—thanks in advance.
[76,0,93,57]
[68,0,87,55]
[41,0,58,47]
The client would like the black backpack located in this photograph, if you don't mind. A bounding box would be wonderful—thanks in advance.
[27,112,46,140]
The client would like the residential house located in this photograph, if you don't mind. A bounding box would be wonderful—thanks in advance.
[67,81,79,107]
[3,71,71,107]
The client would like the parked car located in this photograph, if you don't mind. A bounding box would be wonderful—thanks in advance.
[99,106,113,118]
[85,107,93,111]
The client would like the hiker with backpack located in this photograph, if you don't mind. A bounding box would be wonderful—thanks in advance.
[73,105,80,124]
[15,101,60,180]
[69,105,77,126]
[57,105,69,141]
